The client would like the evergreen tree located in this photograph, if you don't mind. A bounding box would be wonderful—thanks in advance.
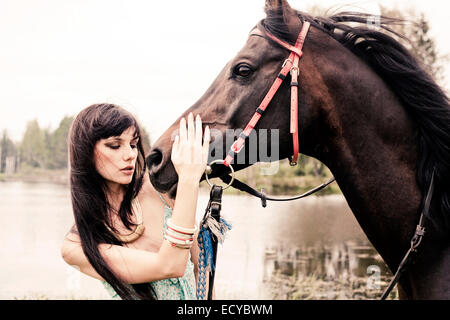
[49,116,74,169]
[19,120,47,168]
[0,130,17,173]
[379,6,448,85]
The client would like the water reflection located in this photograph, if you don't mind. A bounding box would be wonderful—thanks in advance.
[213,193,395,300]
[0,181,395,299]
[262,241,393,299]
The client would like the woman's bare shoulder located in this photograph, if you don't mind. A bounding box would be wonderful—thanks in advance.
[65,224,81,242]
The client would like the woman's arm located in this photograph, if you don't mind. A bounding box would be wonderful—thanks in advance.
[61,179,202,284]
[61,113,210,284]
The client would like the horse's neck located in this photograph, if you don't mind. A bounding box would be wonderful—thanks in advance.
[320,90,450,299]
[302,47,449,298]
[322,103,421,270]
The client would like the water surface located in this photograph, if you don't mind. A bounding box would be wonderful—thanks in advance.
[0,181,392,299]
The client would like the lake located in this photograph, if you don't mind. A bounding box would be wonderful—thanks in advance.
[0,181,394,300]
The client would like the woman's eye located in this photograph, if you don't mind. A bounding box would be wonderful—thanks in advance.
[107,145,120,150]
[130,144,137,149]
[233,64,253,78]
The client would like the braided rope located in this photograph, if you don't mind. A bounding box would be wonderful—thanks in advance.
[196,216,231,300]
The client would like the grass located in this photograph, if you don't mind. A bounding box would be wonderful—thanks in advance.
[264,272,399,300]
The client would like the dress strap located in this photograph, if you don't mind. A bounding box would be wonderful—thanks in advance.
[157,191,170,208]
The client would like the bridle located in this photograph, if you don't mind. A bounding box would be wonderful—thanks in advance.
[223,21,311,168]
[204,20,436,300]
[216,21,338,203]
[211,20,338,205]
[199,21,314,301]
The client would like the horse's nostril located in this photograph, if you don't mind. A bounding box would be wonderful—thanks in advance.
[147,148,164,171]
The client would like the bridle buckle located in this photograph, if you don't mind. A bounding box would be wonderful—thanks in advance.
[231,140,244,154]
[290,66,299,76]
[282,58,293,68]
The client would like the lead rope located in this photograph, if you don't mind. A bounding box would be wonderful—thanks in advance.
[217,167,435,300]
[218,174,335,207]
[380,168,436,299]
[197,185,232,300]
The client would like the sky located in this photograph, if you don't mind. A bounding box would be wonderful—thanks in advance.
[1,0,449,143]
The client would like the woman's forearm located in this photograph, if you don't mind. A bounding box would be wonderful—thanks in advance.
[61,179,201,284]
[157,178,200,276]
[170,178,199,229]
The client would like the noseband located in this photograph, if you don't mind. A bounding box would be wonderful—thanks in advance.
[223,21,311,167]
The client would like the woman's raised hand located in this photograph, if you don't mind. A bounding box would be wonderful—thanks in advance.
[171,112,210,182]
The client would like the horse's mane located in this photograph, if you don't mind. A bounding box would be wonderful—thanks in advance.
[262,10,450,238]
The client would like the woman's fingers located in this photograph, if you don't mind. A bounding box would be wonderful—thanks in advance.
[171,135,180,162]
[179,117,187,143]
[195,115,203,146]
[172,113,210,179]
[203,125,211,164]
[175,113,209,165]
[187,112,195,143]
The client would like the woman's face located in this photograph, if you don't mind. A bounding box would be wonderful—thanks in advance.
[94,126,139,190]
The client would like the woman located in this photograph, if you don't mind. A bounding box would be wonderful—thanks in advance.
[60,103,210,300]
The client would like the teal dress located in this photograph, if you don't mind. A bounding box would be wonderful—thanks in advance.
[102,193,197,300]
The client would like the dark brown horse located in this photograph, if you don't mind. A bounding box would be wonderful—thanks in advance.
[147,0,450,299]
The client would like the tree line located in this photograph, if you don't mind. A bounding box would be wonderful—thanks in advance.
[0,116,151,174]
[1,6,445,177]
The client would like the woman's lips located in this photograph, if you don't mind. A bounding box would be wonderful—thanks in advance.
[121,166,135,175]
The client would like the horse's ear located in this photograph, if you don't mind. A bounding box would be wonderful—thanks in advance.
[264,0,296,18]
[265,0,291,11]
[264,0,300,36]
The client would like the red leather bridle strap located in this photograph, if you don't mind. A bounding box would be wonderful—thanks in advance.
[223,21,310,167]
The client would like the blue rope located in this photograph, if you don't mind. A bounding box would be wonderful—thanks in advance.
[200,225,215,270]
[196,216,231,300]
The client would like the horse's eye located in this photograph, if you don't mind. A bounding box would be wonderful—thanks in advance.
[233,64,253,78]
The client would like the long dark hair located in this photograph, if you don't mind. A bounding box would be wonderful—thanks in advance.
[68,103,155,299]
[263,7,450,237]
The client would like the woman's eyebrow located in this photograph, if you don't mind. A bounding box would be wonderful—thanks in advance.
[106,136,139,142]
[106,137,122,142]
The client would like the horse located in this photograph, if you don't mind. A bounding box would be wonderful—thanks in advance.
[147,0,450,299]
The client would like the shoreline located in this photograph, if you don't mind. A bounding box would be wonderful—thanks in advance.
[0,169,69,185]
[0,169,342,196]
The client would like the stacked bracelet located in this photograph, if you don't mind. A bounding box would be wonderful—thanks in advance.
[167,218,197,234]
[164,218,197,249]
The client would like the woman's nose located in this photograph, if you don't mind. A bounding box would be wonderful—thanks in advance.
[123,146,137,161]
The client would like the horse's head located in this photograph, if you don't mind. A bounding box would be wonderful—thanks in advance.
[147,0,352,197]
[146,0,450,300]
